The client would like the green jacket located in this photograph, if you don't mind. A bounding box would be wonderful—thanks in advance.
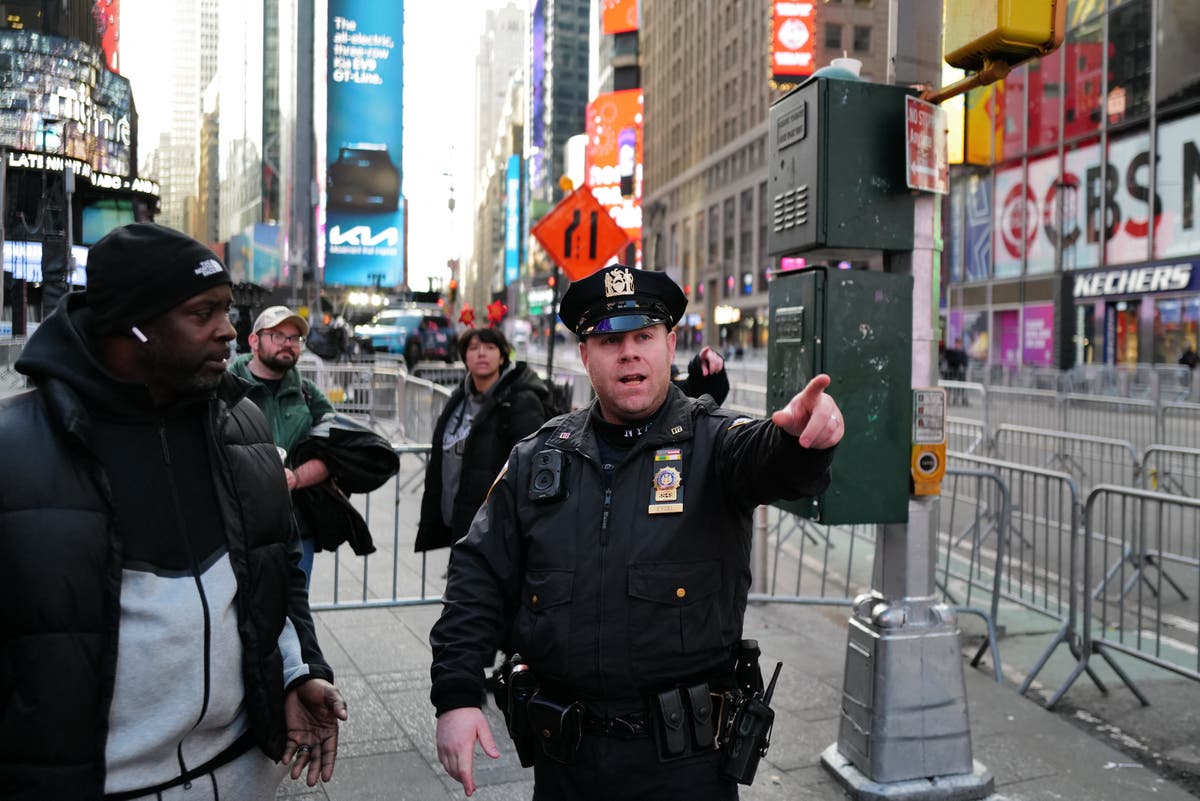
[228,354,335,455]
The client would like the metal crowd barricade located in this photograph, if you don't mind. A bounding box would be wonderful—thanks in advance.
[985,386,1063,431]
[947,416,988,455]
[750,489,1009,683]
[1162,402,1200,450]
[992,424,1141,491]
[938,379,987,416]
[1142,444,1200,499]
[399,375,452,444]
[948,453,1086,699]
[1046,485,1200,707]
[1064,394,1158,452]
[0,337,27,390]
[938,468,1008,682]
[308,443,447,610]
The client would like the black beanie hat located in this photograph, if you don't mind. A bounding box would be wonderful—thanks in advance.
[86,223,232,336]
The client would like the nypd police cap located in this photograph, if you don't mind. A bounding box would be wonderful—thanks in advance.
[558,264,687,337]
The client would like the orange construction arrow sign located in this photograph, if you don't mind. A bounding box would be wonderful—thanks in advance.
[531,187,631,281]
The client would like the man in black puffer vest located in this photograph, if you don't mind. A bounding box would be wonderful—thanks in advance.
[0,223,346,801]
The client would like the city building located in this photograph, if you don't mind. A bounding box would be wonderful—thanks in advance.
[0,1,159,324]
[470,2,526,312]
[472,76,525,317]
[943,0,1200,368]
[640,0,889,352]
[216,0,297,292]
[525,0,590,262]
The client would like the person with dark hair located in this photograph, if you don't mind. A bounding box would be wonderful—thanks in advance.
[0,223,346,799]
[1180,344,1199,369]
[415,326,553,552]
[430,264,842,799]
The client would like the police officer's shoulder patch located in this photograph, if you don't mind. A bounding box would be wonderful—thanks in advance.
[727,417,753,429]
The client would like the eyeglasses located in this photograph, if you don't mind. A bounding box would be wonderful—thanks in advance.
[262,331,305,346]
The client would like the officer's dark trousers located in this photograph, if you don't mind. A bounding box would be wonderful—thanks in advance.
[531,733,738,801]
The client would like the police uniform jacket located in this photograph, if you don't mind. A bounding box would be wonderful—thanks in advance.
[429,384,834,715]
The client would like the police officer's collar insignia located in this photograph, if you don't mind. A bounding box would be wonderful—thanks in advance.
[670,425,683,435]
[559,431,572,439]
[605,267,635,297]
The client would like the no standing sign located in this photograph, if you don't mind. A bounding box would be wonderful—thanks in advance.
[905,95,949,195]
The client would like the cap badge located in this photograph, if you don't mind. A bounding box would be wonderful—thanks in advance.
[605,267,635,298]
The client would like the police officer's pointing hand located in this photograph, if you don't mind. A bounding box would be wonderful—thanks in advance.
[771,373,844,450]
[436,707,500,797]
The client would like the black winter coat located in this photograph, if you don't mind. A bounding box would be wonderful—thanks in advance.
[291,413,401,555]
[429,386,835,715]
[0,296,332,800]
[415,362,551,551]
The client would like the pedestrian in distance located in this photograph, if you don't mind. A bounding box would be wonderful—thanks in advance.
[429,264,843,800]
[228,305,336,586]
[0,223,346,800]
[1180,343,1199,369]
[415,326,553,553]
[670,345,730,405]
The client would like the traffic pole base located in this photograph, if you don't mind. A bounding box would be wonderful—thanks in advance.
[821,744,994,801]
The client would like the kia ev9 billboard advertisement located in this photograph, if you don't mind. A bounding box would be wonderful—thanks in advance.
[325,1,404,287]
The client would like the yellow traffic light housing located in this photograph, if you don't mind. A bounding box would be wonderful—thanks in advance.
[943,0,1066,71]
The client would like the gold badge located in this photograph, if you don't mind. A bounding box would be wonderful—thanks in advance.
[653,466,682,502]
[605,267,635,297]
[648,448,684,514]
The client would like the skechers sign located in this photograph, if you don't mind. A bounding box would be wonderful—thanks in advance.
[1073,262,1197,299]
[324,1,405,286]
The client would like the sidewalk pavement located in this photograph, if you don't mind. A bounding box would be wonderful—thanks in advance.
[285,600,1198,801]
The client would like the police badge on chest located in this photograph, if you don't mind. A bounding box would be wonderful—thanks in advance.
[648,448,683,514]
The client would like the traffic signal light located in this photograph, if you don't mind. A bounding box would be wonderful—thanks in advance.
[448,278,459,303]
[943,0,1066,70]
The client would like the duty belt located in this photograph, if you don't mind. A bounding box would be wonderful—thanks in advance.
[578,710,652,739]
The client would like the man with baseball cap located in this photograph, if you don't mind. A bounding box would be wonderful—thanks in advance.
[431,264,844,799]
[2,223,346,799]
[228,305,336,584]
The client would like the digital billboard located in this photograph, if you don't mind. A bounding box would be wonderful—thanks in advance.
[601,0,638,35]
[991,113,1200,276]
[504,155,522,286]
[93,0,121,72]
[585,89,642,265]
[770,1,815,85]
[528,0,548,209]
[0,31,134,177]
[325,1,405,287]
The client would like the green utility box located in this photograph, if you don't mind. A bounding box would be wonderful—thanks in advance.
[769,267,912,524]
[768,77,916,256]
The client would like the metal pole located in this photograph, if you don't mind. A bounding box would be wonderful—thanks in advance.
[546,264,560,379]
[64,166,75,286]
[820,4,993,798]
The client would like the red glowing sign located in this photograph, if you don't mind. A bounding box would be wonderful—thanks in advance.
[585,89,642,264]
[771,1,815,84]
[93,0,120,72]
[601,0,638,35]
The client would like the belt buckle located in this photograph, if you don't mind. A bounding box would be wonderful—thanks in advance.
[609,714,645,740]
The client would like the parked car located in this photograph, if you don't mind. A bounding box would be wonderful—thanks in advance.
[327,144,401,212]
[353,308,457,369]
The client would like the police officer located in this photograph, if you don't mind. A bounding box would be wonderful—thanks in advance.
[430,265,843,800]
